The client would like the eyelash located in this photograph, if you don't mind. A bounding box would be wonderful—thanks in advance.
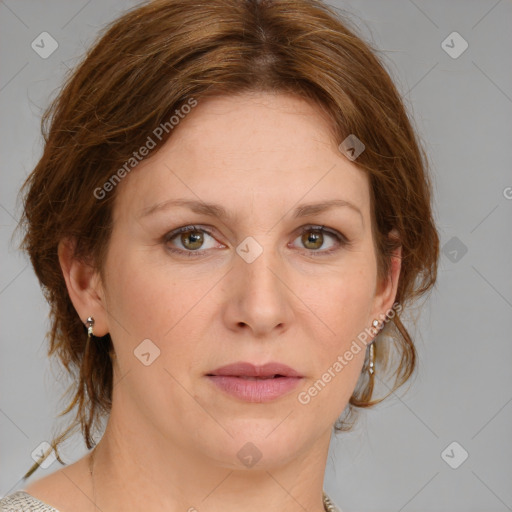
[163,224,350,258]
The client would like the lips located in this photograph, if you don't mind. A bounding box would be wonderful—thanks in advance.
[206,362,303,403]
[207,362,302,379]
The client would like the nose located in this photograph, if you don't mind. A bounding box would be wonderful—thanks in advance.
[221,242,295,338]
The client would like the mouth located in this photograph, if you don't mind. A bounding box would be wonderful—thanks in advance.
[222,375,286,380]
[206,362,303,402]
[206,361,303,379]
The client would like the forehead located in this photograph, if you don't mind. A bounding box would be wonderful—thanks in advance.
[113,92,370,222]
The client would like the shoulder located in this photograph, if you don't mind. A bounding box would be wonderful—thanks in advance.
[0,490,60,511]
[3,456,92,512]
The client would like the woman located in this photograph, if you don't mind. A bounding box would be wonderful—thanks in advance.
[1,0,439,510]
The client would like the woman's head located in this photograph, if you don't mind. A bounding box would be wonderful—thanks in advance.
[18,0,439,475]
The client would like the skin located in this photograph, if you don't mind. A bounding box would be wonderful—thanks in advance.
[25,91,401,512]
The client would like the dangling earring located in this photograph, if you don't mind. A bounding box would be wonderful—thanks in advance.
[368,340,375,375]
[86,316,95,338]
[368,319,380,376]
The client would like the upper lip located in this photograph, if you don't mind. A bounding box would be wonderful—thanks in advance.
[207,362,302,378]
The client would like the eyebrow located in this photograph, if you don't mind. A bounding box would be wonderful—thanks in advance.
[139,198,363,223]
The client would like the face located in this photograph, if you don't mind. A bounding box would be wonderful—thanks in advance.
[87,91,399,469]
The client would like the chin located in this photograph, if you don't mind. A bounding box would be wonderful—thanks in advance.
[201,417,320,470]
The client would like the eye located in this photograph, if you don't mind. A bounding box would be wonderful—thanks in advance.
[164,225,222,256]
[163,224,349,258]
[291,225,348,256]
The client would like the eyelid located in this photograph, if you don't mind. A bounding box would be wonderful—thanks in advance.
[163,223,350,257]
[297,224,346,240]
[163,224,221,245]
[292,224,350,256]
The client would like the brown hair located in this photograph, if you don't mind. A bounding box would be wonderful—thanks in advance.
[18,0,439,478]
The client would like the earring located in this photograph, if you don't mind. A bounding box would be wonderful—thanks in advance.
[368,319,381,376]
[368,339,375,375]
[86,316,95,338]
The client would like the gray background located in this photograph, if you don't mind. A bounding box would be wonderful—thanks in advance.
[1,1,511,511]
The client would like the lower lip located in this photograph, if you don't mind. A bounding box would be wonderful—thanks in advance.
[207,375,302,402]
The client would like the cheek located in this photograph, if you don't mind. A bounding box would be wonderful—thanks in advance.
[105,265,167,335]
[307,258,376,346]
[102,253,198,411]
[298,267,374,415]
[101,244,171,359]
[103,243,215,371]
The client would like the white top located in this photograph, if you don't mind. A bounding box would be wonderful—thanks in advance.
[0,491,59,511]
[1,489,343,511]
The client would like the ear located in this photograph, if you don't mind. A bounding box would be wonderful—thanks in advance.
[369,229,402,324]
[57,238,109,337]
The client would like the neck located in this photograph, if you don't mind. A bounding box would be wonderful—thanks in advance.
[88,409,332,512]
